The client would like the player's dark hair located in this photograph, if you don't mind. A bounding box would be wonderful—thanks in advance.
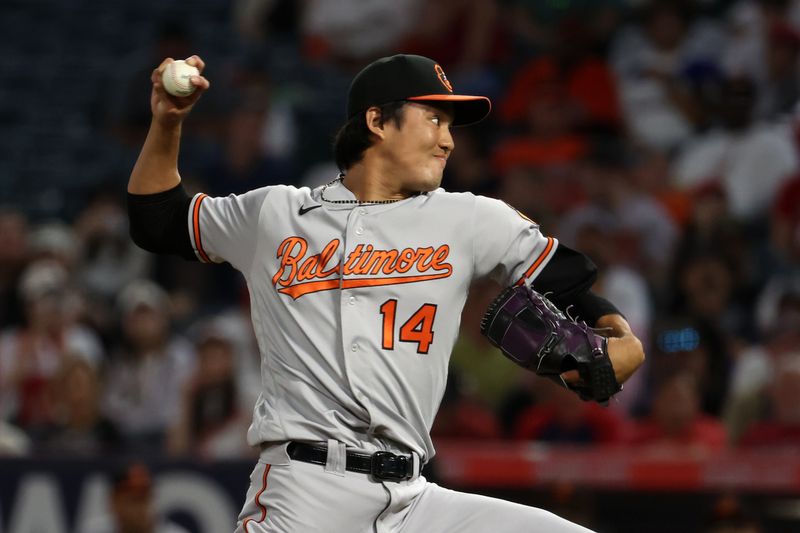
[333,101,407,171]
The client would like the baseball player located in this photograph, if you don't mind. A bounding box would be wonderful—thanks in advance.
[127,54,644,532]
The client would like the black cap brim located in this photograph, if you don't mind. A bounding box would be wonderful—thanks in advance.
[407,95,492,126]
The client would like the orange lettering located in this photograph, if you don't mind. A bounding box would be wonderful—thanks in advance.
[272,238,454,298]
[395,249,415,273]
[298,255,319,281]
[353,245,375,275]
[415,247,434,271]
[272,237,307,287]
[343,244,365,275]
[366,250,399,275]
[317,239,341,277]
[431,245,452,273]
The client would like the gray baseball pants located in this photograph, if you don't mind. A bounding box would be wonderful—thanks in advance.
[234,442,595,533]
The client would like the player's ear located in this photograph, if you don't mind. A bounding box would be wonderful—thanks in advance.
[365,107,387,140]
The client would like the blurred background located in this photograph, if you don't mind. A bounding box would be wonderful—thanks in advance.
[1,0,800,531]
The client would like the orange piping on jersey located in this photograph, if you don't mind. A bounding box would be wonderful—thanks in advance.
[515,237,555,286]
[192,194,211,263]
[242,464,271,533]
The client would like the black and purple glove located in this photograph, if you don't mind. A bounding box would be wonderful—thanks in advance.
[480,284,621,404]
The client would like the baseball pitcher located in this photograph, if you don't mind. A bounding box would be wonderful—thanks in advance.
[127,54,644,532]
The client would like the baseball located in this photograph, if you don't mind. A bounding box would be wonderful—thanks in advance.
[162,59,199,97]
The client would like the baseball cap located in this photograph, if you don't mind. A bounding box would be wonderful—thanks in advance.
[347,54,491,126]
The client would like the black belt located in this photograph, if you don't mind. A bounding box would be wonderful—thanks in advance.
[287,442,415,481]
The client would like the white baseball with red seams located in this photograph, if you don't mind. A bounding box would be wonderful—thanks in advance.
[162,59,198,97]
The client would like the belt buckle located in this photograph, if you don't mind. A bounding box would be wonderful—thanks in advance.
[370,451,411,481]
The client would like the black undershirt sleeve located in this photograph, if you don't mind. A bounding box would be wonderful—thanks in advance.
[531,244,622,326]
[531,244,597,301]
[127,183,197,261]
[569,291,623,326]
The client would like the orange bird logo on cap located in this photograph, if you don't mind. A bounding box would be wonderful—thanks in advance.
[434,64,453,92]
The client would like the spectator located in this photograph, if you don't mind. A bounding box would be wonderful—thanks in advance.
[725,276,800,441]
[82,463,190,533]
[670,181,751,305]
[513,378,626,445]
[628,147,694,228]
[557,139,678,283]
[671,248,750,341]
[647,317,731,418]
[491,65,592,224]
[34,357,121,456]
[499,17,622,130]
[102,281,195,453]
[0,260,103,429]
[401,0,501,76]
[76,191,150,301]
[611,0,725,150]
[74,191,151,337]
[673,76,798,222]
[723,0,800,120]
[301,0,420,62]
[628,371,728,454]
[738,353,800,448]
[197,80,297,197]
[168,320,252,458]
[491,83,589,177]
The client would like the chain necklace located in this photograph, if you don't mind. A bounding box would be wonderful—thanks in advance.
[320,175,414,205]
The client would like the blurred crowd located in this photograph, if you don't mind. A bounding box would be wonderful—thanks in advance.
[1,0,800,467]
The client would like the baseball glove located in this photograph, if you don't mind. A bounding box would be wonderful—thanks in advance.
[480,285,621,404]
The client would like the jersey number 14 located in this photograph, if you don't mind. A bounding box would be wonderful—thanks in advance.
[379,299,438,354]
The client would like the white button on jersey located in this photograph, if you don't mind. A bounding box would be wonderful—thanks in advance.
[359,208,367,215]
[348,296,356,305]
[351,343,358,352]
[356,227,364,235]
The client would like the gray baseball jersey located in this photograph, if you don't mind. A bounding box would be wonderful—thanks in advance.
[187,178,556,461]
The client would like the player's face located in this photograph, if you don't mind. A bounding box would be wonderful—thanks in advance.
[380,102,455,193]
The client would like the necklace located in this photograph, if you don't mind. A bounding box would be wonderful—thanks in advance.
[320,175,410,205]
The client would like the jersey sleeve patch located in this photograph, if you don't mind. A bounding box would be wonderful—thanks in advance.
[516,237,557,286]
[188,193,212,263]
